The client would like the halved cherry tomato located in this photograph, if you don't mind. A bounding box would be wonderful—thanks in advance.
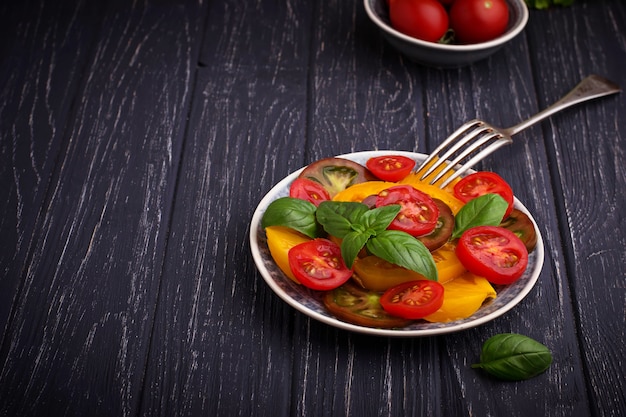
[366,155,416,182]
[376,185,440,237]
[380,280,445,319]
[456,226,528,285]
[289,178,330,207]
[418,198,454,251]
[453,171,514,217]
[499,209,538,252]
[288,239,352,290]
[389,0,449,43]
[323,281,412,328]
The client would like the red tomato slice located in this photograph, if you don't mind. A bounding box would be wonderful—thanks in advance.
[289,178,331,207]
[375,185,440,237]
[380,280,445,319]
[366,155,416,182]
[288,239,352,290]
[456,226,529,285]
[453,171,514,217]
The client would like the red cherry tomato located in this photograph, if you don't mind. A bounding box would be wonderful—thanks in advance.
[453,171,514,217]
[437,0,455,5]
[380,280,445,319]
[288,239,352,290]
[366,155,416,182]
[456,226,528,285]
[376,185,440,237]
[389,0,449,43]
[289,178,331,207]
[449,0,509,44]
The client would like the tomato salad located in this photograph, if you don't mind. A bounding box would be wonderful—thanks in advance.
[261,155,537,329]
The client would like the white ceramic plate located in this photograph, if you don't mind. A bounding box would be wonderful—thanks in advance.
[250,151,544,337]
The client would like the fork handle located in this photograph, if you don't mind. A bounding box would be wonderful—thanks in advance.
[504,75,621,137]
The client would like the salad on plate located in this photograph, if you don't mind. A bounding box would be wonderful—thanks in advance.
[250,151,543,337]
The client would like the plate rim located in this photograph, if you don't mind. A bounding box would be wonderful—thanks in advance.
[250,150,544,337]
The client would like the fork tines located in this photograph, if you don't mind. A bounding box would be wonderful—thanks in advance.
[416,119,513,188]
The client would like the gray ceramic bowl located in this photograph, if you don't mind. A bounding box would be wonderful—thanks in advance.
[364,0,529,68]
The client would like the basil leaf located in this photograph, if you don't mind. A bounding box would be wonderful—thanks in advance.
[261,197,321,239]
[471,333,553,381]
[316,201,370,238]
[452,193,508,239]
[360,204,401,233]
[366,230,438,281]
[341,231,373,269]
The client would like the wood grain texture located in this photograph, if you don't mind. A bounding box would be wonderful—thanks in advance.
[526,3,626,416]
[0,1,206,416]
[0,0,624,416]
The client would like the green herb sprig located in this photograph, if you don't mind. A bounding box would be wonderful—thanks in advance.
[316,201,438,281]
[472,333,553,380]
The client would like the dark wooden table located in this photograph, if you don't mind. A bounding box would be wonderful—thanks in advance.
[1,1,624,416]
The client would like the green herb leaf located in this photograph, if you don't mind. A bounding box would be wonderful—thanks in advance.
[366,230,438,281]
[261,197,322,239]
[471,333,553,381]
[316,201,370,238]
[341,231,373,269]
[360,204,401,232]
[452,193,509,239]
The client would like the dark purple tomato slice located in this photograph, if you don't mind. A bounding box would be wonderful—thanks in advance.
[323,281,413,329]
[418,198,454,251]
[298,157,376,198]
[499,209,538,252]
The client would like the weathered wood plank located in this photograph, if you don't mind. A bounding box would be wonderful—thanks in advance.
[140,1,315,416]
[0,0,103,346]
[0,1,206,416]
[526,3,626,416]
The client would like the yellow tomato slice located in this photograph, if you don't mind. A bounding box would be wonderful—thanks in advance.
[404,156,460,189]
[431,242,467,284]
[265,226,311,283]
[352,256,424,292]
[332,181,395,202]
[423,272,497,323]
[352,242,466,291]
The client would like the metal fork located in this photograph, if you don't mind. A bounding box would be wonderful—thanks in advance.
[416,75,621,188]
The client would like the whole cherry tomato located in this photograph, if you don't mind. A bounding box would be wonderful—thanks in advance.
[449,0,509,44]
[388,0,449,43]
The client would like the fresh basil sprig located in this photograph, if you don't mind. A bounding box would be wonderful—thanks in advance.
[261,197,322,239]
[472,333,553,381]
[452,193,509,239]
[316,201,438,281]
